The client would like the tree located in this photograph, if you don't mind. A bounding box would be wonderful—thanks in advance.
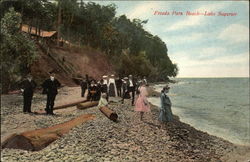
[0,8,37,93]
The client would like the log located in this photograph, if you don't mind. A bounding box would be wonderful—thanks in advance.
[8,90,21,95]
[1,114,95,151]
[76,101,98,110]
[99,106,118,122]
[54,99,87,110]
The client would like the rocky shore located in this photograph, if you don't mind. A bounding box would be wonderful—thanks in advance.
[1,87,249,161]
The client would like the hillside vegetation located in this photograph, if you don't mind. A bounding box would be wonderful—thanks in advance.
[0,0,178,93]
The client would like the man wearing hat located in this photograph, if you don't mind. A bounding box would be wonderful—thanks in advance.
[122,75,137,105]
[20,74,37,113]
[42,72,61,115]
[99,75,109,101]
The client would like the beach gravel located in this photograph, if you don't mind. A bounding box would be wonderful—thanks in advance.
[1,87,247,162]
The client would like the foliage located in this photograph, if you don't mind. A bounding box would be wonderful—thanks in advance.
[0,7,37,93]
[1,0,178,86]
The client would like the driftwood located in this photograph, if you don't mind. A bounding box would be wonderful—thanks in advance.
[76,101,98,110]
[1,114,95,151]
[54,99,87,110]
[99,106,118,122]
[8,90,21,95]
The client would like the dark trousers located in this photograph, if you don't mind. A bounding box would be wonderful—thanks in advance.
[122,87,135,105]
[23,94,33,112]
[46,94,56,114]
[81,88,86,97]
[117,87,122,97]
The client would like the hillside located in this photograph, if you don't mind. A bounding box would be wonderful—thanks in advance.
[30,43,114,86]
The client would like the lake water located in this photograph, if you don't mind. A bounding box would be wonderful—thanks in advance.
[148,78,250,146]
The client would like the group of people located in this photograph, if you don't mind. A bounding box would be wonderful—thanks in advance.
[85,74,174,126]
[20,72,61,115]
[19,72,174,126]
[80,74,147,106]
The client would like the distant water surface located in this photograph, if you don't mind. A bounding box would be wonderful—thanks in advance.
[148,78,250,146]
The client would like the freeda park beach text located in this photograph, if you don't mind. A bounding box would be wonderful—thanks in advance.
[154,10,237,16]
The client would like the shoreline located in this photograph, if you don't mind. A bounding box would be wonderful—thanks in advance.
[1,86,250,161]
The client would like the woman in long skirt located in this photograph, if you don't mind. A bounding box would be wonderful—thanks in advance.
[159,85,173,128]
[135,81,150,121]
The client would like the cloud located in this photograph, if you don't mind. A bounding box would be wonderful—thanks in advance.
[166,2,230,31]
[173,51,249,77]
[218,24,249,43]
[127,2,167,20]
[163,32,206,45]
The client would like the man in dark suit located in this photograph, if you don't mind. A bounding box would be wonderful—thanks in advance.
[115,76,123,97]
[122,75,137,106]
[80,78,88,97]
[20,74,37,113]
[87,80,97,101]
[42,72,61,115]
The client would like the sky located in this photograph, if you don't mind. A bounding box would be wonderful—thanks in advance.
[90,1,249,78]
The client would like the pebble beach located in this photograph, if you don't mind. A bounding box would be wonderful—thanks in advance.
[1,86,249,162]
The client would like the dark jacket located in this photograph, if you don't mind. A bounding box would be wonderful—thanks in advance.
[42,79,61,95]
[20,80,37,96]
[127,79,137,89]
[115,78,123,88]
[80,80,88,89]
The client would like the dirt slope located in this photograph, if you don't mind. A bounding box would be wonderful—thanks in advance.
[30,43,114,86]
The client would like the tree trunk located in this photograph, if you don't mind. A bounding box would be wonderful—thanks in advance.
[57,1,62,46]
[54,99,87,110]
[99,106,118,121]
[77,101,98,110]
[1,114,95,151]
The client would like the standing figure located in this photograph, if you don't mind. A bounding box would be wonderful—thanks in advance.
[100,76,109,101]
[121,77,129,100]
[115,76,123,97]
[95,81,102,101]
[42,72,61,115]
[158,85,173,128]
[143,76,148,85]
[20,74,37,113]
[134,81,150,121]
[80,78,88,97]
[87,80,97,101]
[122,75,136,106]
[108,74,118,97]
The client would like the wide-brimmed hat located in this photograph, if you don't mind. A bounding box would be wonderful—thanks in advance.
[163,85,170,90]
[102,75,108,78]
[123,77,128,80]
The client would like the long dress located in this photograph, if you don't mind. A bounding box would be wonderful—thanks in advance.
[135,86,150,112]
[108,78,118,97]
[159,92,173,122]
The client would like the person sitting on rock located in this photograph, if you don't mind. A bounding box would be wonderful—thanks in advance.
[158,85,173,128]
[98,93,108,108]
